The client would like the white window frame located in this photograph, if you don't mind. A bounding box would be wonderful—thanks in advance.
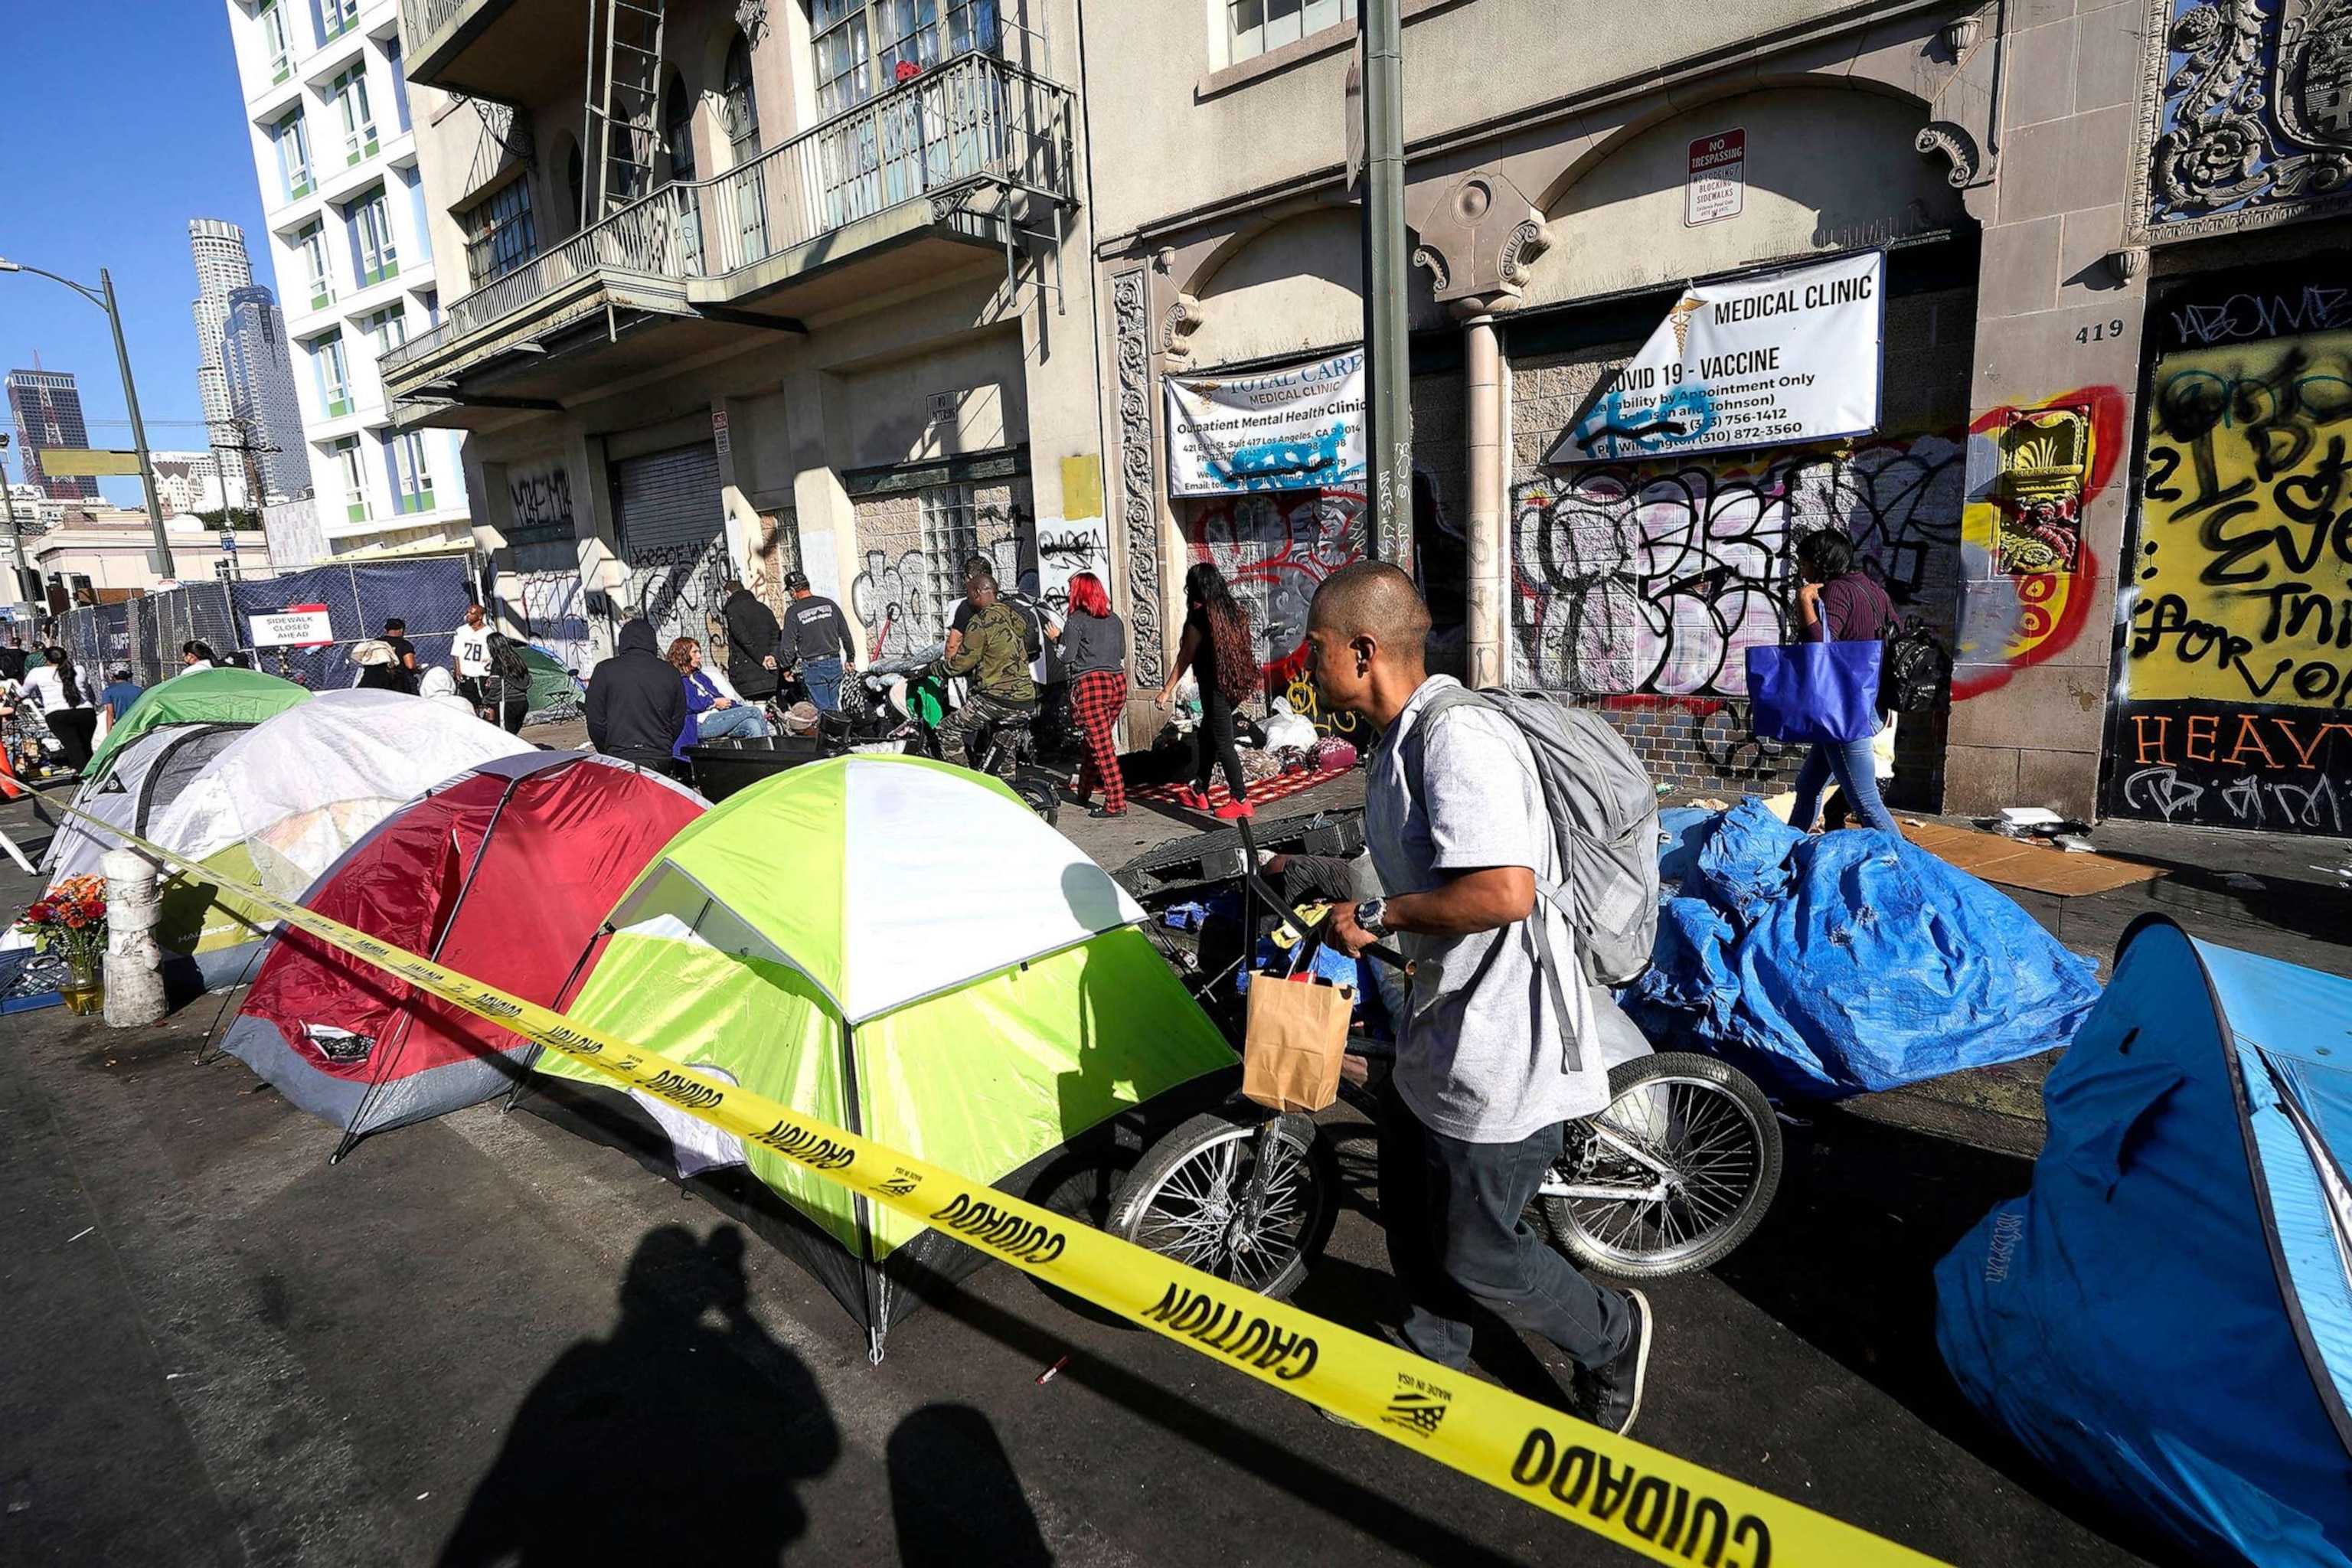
[318,0,361,42]
[315,331,351,417]
[260,0,292,83]
[297,220,333,309]
[384,430,433,514]
[332,434,370,523]
[1224,0,1354,66]
[275,109,312,200]
[349,186,398,286]
[364,304,407,358]
[333,66,377,165]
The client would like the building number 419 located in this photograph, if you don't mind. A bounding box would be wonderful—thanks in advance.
[2076,319,2127,345]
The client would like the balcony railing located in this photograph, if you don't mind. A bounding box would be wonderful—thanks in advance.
[385,53,1071,381]
[399,0,480,53]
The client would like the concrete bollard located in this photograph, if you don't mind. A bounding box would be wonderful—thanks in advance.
[102,847,168,1027]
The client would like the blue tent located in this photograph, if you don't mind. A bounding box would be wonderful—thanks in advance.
[1936,916,2352,1566]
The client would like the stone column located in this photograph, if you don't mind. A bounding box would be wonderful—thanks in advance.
[1462,314,1505,689]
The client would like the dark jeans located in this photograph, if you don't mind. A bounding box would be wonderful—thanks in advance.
[46,707,97,769]
[939,691,1037,774]
[1193,682,1246,798]
[1377,1078,1628,1374]
[1788,730,1900,835]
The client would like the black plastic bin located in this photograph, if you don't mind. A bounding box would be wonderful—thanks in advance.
[684,734,835,802]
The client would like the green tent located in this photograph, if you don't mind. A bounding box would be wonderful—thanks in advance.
[532,754,1234,1348]
[519,645,582,720]
[87,667,310,779]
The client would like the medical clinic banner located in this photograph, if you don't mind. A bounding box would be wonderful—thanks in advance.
[1166,349,1366,496]
[1547,250,1884,465]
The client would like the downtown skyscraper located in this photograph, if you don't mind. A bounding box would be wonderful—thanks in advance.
[188,219,312,504]
[6,368,100,501]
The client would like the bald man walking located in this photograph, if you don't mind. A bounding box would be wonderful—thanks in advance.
[1309,561,1653,1436]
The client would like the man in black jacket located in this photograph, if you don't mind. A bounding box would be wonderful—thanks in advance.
[720,579,782,702]
[586,619,688,766]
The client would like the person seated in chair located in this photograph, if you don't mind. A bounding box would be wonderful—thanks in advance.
[586,619,689,770]
[933,570,1037,775]
[669,635,772,759]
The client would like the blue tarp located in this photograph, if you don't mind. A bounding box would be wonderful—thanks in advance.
[1625,799,2101,1098]
[1936,918,2352,1566]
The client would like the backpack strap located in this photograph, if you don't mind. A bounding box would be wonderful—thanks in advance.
[1396,685,1586,1075]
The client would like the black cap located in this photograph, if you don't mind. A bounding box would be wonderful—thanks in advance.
[784,570,811,591]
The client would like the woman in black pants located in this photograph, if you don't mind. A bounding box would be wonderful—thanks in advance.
[24,647,98,771]
[1155,561,1258,818]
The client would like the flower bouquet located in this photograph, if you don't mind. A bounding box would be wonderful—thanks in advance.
[16,874,109,1015]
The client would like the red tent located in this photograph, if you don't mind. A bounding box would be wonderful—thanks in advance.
[223,752,704,1150]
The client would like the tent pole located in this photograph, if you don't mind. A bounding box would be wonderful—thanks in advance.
[339,779,523,1161]
[505,923,614,1114]
[838,1011,882,1357]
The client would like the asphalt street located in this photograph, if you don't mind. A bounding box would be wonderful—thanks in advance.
[8,773,2338,1566]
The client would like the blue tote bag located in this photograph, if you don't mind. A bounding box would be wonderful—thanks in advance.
[1746,642,1883,743]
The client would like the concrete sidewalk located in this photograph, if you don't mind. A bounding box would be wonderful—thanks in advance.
[3,765,2337,1566]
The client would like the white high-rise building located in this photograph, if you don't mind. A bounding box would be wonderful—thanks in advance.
[189,218,252,454]
[220,0,469,557]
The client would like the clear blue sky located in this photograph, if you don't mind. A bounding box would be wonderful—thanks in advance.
[0,4,278,506]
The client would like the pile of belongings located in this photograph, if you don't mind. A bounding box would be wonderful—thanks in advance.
[1624,799,2102,1098]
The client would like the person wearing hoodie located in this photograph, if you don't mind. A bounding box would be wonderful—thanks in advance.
[586,619,690,763]
[419,666,481,718]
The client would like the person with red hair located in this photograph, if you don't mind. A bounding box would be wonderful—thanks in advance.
[1047,570,1129,817]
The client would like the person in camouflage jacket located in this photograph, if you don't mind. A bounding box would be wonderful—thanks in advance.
[935,570,1038,772]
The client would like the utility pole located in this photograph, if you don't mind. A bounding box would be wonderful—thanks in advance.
[1359,0,1415,571]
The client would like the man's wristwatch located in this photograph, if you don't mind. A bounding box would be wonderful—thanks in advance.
[1354,897,1390,940]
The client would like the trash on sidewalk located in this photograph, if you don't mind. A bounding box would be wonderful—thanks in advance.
[1936,920,2352,1567]
[1901,818,2164,898]
[1626,799,2102,1098]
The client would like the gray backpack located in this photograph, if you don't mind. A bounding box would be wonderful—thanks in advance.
[1406,685,1661,993]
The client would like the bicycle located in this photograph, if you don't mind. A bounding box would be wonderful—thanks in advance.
[1107,813,1783,1298]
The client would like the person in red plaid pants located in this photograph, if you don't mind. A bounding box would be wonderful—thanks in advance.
[1047,572,1130,818]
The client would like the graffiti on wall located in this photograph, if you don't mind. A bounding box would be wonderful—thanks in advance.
[1181,488,1367,687]
[1508,436,1965,696]
[506,462,576,546]
[503,569,594,680]
[1036,517,1110,617]
[1949,387,2125,701]
[850,529,1035,661]
[2109,258,2352,831]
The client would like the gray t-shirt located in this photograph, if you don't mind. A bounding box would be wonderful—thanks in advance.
[1365,676,1609,1142]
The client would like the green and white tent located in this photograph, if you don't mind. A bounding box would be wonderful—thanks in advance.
[532,755,1234,1348]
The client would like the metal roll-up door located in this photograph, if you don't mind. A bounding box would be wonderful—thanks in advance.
[610,444,727,652]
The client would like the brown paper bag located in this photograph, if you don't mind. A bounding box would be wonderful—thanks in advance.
[1241,973,1354,1113]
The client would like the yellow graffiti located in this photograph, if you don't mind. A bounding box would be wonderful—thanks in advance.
[1284,672,1362,740]
[2132,332,2352,709]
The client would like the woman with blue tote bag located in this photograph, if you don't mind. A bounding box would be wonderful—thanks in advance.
[1750,531,1902,836]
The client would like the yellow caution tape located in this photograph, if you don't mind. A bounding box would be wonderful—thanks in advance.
[69,808,1944,1566]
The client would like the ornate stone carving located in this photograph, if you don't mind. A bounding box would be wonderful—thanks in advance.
[1160,293,1204,371]
[1409,169,1550,316]
[1112,267,1164,688]
[2137,0,2352,236]
[1915,121,1981,188]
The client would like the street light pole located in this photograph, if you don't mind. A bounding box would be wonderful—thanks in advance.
[100,268,176,583]
[0,441,37,622]
[0,257,179,583]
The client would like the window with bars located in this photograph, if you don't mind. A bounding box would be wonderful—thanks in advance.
[383,430,433,514]
[813,0,1001,118]
[332,66,377,164]
[919,482,979,619]
[348,185,397,286]
[260,0,292,83]
[332,435,369,523]
[1226,0,1354,64]
[461,177,537,288]
[275,109,312,201]
[315,331,351,416]
[663,75,702,272]
[296,220,333,309]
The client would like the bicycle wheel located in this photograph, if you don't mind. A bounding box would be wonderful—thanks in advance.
[1537,1052,1782,1279]
[1108,1109,1336,1300]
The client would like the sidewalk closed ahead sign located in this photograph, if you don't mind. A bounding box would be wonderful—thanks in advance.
[1547,250,1884,465]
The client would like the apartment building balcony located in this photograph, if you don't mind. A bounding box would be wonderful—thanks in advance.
[382,53,1073,426]
[397,0,589,103]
